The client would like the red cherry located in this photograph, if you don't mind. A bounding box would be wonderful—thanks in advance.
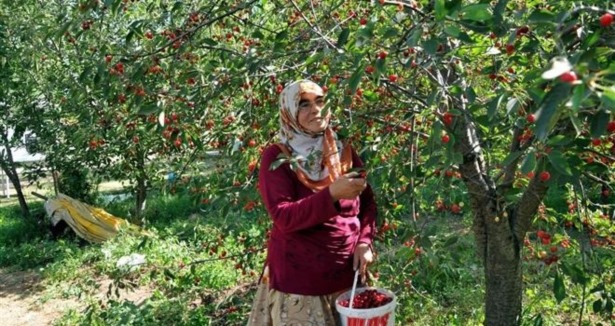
[607,121,615,133]
[378,50,388,60]
[359,17,368,25]
[591,138,601,146]
[365,65,375,74]
[505,44,515,55]
[539,171,551,182]
[441,134,450,144]
[526,114,536,124]
[600,13,614,27]
[559,71,577,83]
[442,112,454,126]
[516,26,530,37]
[388,74,397,82]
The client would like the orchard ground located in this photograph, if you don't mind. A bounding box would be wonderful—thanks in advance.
[0,268,153,326]
[0,187,613,325]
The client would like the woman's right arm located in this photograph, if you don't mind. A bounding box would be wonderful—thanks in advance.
[258,145,340,233]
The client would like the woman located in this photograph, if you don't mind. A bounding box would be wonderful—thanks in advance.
[248,80,377,325]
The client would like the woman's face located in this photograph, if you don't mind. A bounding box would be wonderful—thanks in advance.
[297,92,328,134]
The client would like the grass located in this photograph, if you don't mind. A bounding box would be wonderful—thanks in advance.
[0,187,614,325]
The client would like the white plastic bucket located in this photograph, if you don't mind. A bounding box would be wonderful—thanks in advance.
[335,287,396,326]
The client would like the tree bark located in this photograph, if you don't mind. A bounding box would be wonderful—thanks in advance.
[134,145,147,220]
[484,210,523,326]
[0,132,30,218]
[453,100,548,325]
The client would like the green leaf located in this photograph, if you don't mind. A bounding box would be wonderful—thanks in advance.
[465,87,477,104]
[503,151,523,166]
[487,94,505,120]
[56,21,72,38]
[562,262,589,285]
[528,10,556,23]
[270,154,289,171]
[138,103,158,115]
[568,111,583,135]
[460,4,492,22]
[171,1,183,12]
[570,83,587,113]
[444,25,461,38]
[423,38,439,55]
[601,87,615,112]
[593,299,603,313]
[304,52,323,66]
[202,38,218,46]
[553,272,567,303]
[163,268,176,279]
[546,135,572,147]
[590,110,609,137]
[363,90,378,102]
[424,155,442,169]
[382,28,398,39]
[79,66,92,83]
[520,152,536,175]
[494,0,509,16]
[547,150,572,176]
[506,97,520,115]
[443,236,459,247]
[435,0,446,21]
[348,65,364,94]
[459,20,491,34]
[337,28,350,48]
[406,29,422,47]
[535,83,571,141]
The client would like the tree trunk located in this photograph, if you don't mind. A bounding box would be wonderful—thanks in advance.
[135,174,146,220]
[134,146,147,221]
[0,134,30,218]
[484,210,523,325]
[452,102,547,325]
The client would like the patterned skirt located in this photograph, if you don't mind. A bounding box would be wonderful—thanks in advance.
[247,268,346,326]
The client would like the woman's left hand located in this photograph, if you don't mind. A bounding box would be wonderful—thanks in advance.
[353,243,373,284]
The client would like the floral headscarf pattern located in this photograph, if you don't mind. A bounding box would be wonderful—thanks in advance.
[278,80,352,191]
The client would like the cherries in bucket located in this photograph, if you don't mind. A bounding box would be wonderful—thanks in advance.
[338,289,392,309]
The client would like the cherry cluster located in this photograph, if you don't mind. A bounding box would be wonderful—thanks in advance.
[339,289,392,309]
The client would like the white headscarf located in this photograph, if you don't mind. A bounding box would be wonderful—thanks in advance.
[278,80,344,181]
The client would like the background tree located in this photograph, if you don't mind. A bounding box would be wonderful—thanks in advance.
[6,0,614,324]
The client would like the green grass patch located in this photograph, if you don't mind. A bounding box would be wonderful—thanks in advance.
[1,188,614,325]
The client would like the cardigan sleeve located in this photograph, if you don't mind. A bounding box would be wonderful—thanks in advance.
[351,148,378,246]
[258,145,341,233]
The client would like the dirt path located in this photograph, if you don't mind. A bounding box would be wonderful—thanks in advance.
[0,269,152,326]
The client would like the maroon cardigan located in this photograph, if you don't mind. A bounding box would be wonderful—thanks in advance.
[258,144,377,295]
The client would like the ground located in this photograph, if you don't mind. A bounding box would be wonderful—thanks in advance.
[0,268,152,326]
[0,179,144,326]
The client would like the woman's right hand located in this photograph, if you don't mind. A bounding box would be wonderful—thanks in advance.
[329,173,367,201]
